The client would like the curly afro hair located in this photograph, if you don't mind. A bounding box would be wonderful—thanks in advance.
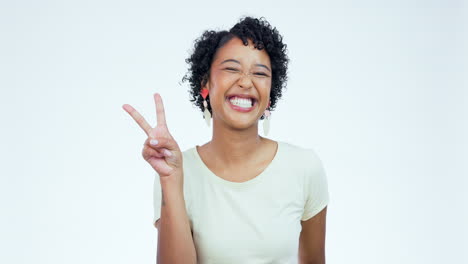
[181,16,289,120]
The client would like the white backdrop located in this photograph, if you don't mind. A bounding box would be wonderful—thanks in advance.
[0,0,466,263]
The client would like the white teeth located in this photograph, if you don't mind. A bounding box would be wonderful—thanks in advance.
[229,97,253,108]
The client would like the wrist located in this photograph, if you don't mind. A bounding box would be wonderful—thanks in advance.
[160,170,183,190]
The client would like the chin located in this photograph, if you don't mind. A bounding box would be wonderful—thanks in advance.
[228,117,259,130]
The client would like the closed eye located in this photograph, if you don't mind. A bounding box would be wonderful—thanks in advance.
[225,68,269,77]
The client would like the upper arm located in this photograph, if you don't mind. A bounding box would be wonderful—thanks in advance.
[299,206,327,264]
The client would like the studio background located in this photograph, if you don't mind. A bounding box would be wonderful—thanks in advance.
[0,0,466,263]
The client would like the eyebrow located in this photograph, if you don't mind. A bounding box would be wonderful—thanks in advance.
[220,59,271,72]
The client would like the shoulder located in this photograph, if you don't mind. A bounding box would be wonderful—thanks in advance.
[180,145,206,176]
[180,146,198,164]
[278,141,326,182]
[279,141,322,164]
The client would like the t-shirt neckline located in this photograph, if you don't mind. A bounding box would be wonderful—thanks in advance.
[192,140,282,188]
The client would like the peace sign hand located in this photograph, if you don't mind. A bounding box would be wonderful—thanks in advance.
[122,93,183,178]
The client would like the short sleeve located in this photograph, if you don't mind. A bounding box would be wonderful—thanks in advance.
[301,149,330,221]
[153,173,162,227]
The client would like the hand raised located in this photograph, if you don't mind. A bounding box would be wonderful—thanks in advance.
[122,93,182,177]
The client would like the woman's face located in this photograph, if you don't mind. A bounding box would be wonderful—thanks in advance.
[203,37,272,130]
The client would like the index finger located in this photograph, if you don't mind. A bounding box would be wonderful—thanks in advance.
[122,104,152,136]
[154,93,167,126]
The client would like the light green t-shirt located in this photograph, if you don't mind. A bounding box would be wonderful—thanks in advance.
[153,140,330,264]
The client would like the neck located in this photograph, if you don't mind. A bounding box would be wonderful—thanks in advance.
[207,119,264,167]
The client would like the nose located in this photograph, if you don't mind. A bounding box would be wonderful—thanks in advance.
[237,72,253,89]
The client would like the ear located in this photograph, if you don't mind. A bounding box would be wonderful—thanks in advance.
[201,73,211,92]
[201,79,211,93]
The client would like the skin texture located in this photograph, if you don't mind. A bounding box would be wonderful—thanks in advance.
[197,36,275,174]
[299,207,328,264]
[123,94,197,264]
[198,36,327,263]
[123,26,327,263]
[182,17,289,121]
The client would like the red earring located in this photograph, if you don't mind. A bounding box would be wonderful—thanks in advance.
[200,88,211,127]
[201,88,209,99]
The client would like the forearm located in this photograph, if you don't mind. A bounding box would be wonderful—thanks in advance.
[157,174,197,264]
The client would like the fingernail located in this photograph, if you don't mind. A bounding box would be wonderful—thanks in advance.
[164,149,172,157]
[150,139,158,146]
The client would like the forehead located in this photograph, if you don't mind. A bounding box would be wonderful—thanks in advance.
[213,37,271,66]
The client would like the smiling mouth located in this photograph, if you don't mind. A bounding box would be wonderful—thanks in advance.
[226,96,257,112]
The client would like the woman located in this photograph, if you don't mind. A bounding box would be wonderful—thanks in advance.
[123,16,330,264]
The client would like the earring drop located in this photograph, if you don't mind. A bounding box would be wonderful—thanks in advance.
[263,101,271,136]
[201,88,211,127]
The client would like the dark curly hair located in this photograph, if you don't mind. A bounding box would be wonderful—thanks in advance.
[181,16,289,120]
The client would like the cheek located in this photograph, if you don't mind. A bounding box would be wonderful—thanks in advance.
[216,72,236,87]
[209,75,234,99]
[208,83,228,105]
[254,79,272,93]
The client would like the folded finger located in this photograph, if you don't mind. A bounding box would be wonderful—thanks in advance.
[144,138,173,156]
[143,144,166,158]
